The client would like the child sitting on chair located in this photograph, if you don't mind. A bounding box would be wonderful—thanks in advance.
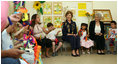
[46,23,62,57]
[105,21,117,55]
[78,23,94,54]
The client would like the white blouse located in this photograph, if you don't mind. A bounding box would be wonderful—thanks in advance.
[33,24,46,39]
[95,25,101,33]
[80,31,87,41]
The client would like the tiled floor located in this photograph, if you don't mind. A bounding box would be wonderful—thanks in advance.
[42,51,117,64]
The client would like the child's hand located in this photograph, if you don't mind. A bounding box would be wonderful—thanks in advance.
[6,49,24,59]
[58,30,61,33]
[9,13,22,23]
[24,25,29,29]
[87,34,89,37]
[14,44,24,49]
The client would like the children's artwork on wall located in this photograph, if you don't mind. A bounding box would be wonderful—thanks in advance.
[53,16,62,28]
[43,2,52,15]
[53,2,62,15]
[78,3,86,9]
[43,16,52,27]
[78,10,87,17]
[93,9,112,22]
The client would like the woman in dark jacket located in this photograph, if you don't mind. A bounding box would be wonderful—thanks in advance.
[89,13,105,55]
[62,11,80,57]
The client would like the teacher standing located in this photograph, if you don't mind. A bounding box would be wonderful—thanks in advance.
[89,13,105,55]
[62,11,80,57]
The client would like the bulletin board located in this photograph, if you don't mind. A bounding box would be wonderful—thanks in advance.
[61,1,93,31]
[42,1,93,30]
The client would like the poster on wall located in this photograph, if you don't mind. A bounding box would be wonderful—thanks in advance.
[53,2,62,15]
[78,3,86,9]
[43,2,52,15]
[43,16,52,27]
[53,16,62,28]
[93,9,112,22]
[78,10,87,17]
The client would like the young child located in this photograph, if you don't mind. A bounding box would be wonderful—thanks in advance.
[46,23,62,57]
[105,21,117,55]
[78,23,94,54]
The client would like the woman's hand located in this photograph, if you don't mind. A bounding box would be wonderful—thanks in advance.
[95,33,100,35]
[67,34,74,36]
[73,34,77,37]
[99,33,103,36]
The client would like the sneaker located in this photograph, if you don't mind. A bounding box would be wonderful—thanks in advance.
[82,51,85,55]
[87,51,91,54]
[106,51,112,54]
[113,51,117,55]
[55,51,58,56]
[52,52,55,57]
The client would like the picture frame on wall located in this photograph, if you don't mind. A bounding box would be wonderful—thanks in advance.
[43,2,52,15]
[93,9,112,22]
[53,16,62,28]
[43,16,52,28]
[53,2,62,15]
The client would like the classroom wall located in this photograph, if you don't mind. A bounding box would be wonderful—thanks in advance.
[93,1,117,21]
[8,1,117,27]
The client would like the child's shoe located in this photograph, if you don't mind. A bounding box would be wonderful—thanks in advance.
[106,51,112,54]
[52,52,55,57]
[113,51,117,55]
[82,51,85,55]
[87,51,91,54]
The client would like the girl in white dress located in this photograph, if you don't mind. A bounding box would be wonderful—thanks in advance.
[78,23,94,54]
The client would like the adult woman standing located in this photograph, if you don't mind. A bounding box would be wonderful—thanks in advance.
[89,13,105,54]
[62,11,80,57]
[31,14,52,57]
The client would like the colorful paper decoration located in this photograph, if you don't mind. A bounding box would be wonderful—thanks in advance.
[78,3,86,9]
[16,7,28,22]
[43,2,52,15]
[53,16,62,28]
[78,10,87,17]
[53,2,62,15]
[43,16,52,27]
[13,1,25,11]
[14,1,21,10]
[33,1,45,15]
[20,34,43,64]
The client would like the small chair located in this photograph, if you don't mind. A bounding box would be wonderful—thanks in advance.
[62,41,71,56]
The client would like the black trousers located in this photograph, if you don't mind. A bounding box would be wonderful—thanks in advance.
[36,38,52,49]
[94,35,105,50]
[64,35,80,50]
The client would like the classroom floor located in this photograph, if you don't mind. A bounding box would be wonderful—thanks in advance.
[42,50,117,64]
